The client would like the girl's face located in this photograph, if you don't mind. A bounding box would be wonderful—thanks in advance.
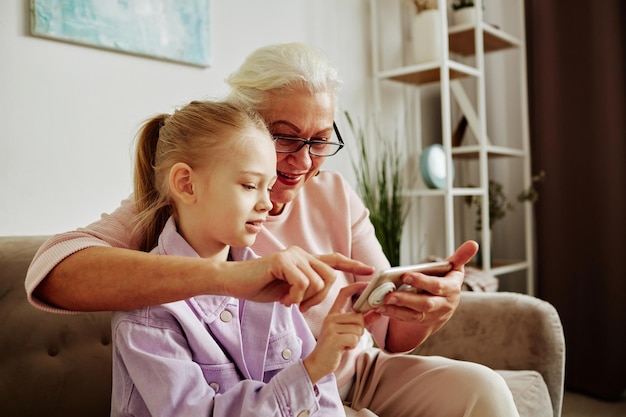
[178,128,277,259]
[259,88,335,215]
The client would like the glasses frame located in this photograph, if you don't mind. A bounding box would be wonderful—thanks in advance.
[272,122,344,157]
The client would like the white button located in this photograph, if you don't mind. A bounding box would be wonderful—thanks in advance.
[220,310,233,322]
[281,348,292,360]
[209,382,220,392]
[297,410,310,417]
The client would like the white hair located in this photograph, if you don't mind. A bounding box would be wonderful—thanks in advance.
[225,43,342,112]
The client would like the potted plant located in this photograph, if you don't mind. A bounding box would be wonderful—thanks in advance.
[465,171,545,231]
[451,0,480,25]
[464,179,511,232]
[411,0,437,13]
[464,171,545,265]
[345,112,410,267]
[410,0,442,63]
[452,0,476,9]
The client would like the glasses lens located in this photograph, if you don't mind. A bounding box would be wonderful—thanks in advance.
[309,141,342,156]
[274,137,304,153]
[273,137,343,157]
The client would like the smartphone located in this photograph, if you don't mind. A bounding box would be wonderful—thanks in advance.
[352,261,452,313]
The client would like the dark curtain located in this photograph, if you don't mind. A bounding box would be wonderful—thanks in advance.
[525,0,626,400]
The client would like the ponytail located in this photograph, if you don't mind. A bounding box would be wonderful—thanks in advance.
[132,115,171,252]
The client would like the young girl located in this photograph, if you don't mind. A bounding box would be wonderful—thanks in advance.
[110,100,365,417]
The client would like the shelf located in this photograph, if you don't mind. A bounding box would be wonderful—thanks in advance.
[402,189,446,198]
[451,144,526,158]
[403,187,485,198]
[377,22,521,86]
[449,23,521,56]
[370,0,534,294]
[378,61,479,86]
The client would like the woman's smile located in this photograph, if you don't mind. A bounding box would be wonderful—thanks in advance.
[276,170,304,186]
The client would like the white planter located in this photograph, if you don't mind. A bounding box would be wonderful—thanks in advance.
[412,9,442,64]
[453,7,476,26]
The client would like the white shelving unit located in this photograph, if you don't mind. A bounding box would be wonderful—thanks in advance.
[368,0,535,294]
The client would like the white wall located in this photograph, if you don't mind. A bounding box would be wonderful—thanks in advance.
[0,0,372,236]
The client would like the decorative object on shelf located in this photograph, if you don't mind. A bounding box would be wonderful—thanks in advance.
[410,0,442,63]
[516,171,545,204]
[465,171,544,267]
[345,111,410,266]
[452,116,468,147]
[464,170,545,232]
[451,0,479,26]
[420,144,454,189]
[411,0,437,13]
[451,0,477,10]
[465,179,513,232]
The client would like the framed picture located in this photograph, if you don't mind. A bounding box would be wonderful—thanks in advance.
[30,0,211,67]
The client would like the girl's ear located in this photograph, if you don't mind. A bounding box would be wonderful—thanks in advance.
[169,162,195,204]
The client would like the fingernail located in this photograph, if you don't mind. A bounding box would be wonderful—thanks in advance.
[388,296,398,305]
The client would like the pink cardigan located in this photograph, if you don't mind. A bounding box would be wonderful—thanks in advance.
[25,170,391,387]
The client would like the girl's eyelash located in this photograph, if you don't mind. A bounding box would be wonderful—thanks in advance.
[243,183,273,192]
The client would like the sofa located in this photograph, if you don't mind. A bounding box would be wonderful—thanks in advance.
[0,236,565,417]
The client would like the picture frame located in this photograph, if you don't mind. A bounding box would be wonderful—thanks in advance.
[30,0,211,68]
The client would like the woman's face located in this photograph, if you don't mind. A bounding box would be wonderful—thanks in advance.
[259,88,335,215]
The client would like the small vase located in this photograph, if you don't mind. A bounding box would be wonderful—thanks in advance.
[453,7,476,26]
[412,9,442,64]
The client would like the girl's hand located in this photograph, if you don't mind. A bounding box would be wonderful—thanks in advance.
[302,282,368,384]
[225,247,374,311]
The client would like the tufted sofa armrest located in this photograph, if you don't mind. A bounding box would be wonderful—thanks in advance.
[0,236,113,417]
[411,291,565,417]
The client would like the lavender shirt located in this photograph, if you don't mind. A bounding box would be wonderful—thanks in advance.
[110,218,344,417]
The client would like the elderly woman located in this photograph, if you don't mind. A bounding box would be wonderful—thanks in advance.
[26,43,519,417]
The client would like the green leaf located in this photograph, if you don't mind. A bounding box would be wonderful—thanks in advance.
[345,111,410,266]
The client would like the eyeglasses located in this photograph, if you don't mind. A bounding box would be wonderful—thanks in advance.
[272,122,344,157]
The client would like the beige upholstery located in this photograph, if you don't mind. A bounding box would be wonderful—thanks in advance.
[412,291,565,417]
[0,236,565,417]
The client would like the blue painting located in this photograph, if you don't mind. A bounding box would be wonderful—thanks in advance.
[31,0,211,67]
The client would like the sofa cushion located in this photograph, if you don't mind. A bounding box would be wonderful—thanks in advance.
[498,370,553,417]
[0,236,112,417]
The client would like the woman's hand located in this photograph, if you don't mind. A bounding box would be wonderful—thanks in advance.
[379,240,479,353]
[303,282,368,384]
[224,247,375,311]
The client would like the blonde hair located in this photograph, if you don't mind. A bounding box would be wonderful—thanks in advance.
[132,100,270,251]
[225,43,342,112]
